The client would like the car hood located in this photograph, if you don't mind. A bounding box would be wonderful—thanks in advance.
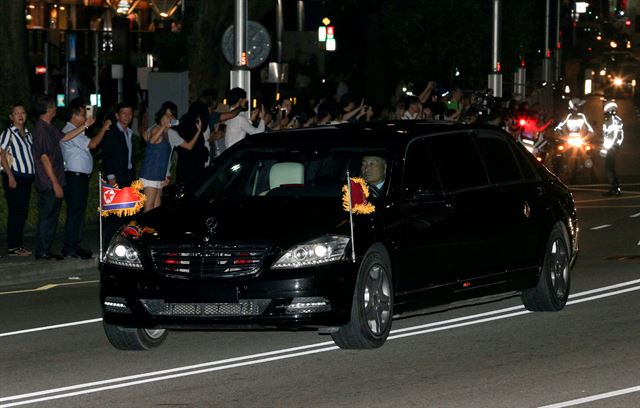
[134,196,357,250]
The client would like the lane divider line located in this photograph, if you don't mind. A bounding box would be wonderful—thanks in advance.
[0,319,103,338]
[631,212,640,218]
[0,280,99,296]
[538,384,640,408]
[2,277,640,340]
[590,224,612,230]
[574,195,640,204]
[2,281,640,407]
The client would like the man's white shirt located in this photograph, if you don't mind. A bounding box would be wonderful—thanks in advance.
[224,114,265,149]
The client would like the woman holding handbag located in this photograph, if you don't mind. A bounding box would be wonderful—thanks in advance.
[0,103,35,256]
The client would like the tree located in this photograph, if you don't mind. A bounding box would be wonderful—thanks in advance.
[0,0,31,124]
[185,0,274,99]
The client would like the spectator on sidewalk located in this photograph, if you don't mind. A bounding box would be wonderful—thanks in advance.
[0,103,35,257]
[197,89,242,162]
[102,102,136,188]
[223,88,265,150]
[100,102,136,248]
[140,101,203,212]
[60,97,111,259]
[32,94,94,260]
[175,101,209,188]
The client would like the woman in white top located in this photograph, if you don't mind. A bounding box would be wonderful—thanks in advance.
[139,102,202,212]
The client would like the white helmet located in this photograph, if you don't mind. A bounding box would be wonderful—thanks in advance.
[603,101,618,114]
[568,98,585,110]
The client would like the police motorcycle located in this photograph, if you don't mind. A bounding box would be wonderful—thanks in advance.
[551,98,596,183]
[515,115,551,163]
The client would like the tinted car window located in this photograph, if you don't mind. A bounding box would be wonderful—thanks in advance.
[475,131,522,184]
[195,147,390,198]
[402,139,441,198]
[425,132,488,192]
[510,142,538,180]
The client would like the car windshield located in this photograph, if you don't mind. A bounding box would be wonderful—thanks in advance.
[195,146,390,199]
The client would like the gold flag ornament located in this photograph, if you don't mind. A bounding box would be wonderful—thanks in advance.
[342,177,375,215]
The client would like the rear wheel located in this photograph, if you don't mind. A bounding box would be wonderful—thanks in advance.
[332,244,393,349]
[103,322,168,350]
[521,222,571,311]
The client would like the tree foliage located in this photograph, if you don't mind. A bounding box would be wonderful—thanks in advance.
[0,0,31,124]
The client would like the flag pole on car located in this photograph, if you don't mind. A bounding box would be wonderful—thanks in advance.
[346,170,356,263]
[98,171,103,262]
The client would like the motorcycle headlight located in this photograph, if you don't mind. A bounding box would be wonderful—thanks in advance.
[271,235,350,269]
[104,233,143,269]
[568,136,584,147]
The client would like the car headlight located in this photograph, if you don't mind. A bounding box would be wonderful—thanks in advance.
[104,234,143,269]
[271,235,350,269]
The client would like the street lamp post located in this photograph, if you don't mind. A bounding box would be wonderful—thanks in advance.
[542,0,552,84]
[488,0,502,97]
[230,0,250,114]
[555,0,561,82]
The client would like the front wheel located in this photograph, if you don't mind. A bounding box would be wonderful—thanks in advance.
[521,222,571,311]
[332,244,393,349]
[103,321,168,350]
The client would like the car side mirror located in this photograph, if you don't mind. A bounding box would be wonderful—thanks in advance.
[161,184,185,207]
[407,188,445,201]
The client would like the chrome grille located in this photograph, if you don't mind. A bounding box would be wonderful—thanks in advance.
[141,299,270,317]
[150,244,267,278]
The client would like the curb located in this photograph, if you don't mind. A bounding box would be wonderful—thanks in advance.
[1,257,100,289]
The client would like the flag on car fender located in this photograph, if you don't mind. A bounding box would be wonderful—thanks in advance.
[100,180,146,217]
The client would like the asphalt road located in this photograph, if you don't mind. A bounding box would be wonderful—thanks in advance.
[2,99,640,408]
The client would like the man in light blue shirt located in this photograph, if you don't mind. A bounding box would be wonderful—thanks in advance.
[59,97,110,259]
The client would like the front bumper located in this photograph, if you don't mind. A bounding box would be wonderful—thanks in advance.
[100,261,358,330]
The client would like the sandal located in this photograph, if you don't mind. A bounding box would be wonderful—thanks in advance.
[8,247,31,257]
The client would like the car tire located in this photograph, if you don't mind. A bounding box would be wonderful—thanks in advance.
[103,322,168,350]
[331,243,393,349]
[521,222,571,312]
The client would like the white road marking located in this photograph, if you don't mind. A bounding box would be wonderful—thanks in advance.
[630,212,640,218]
[3,278,640,339]
[538,385,640,408]
[574,195,640,204]
[590,224,612,230]
[2,280,640,407]
[0,319,103,338]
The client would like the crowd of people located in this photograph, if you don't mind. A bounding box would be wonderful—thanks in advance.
[0,81,554,260]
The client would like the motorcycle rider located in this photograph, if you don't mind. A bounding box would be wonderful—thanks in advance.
[601,101,624,196]
[552,98,595,178]
[554,98,594,136]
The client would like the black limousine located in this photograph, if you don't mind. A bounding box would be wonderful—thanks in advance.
[100,121,578,350]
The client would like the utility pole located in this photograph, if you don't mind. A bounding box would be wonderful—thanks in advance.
[488,0,502,97]
[230,0,250,115]
[555,0,561,82]
[542,0,552,84]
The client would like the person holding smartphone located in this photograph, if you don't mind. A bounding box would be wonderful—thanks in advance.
[59,97,109,259]
[139,101,202,212]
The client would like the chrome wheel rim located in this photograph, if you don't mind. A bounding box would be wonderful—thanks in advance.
[363,263,391,335]
[549,239,569,299]
[143,329,166,339]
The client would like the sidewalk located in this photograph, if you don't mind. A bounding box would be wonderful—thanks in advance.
[0,225,101,289]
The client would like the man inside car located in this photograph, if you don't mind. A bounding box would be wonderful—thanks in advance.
[361,155,387,198]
